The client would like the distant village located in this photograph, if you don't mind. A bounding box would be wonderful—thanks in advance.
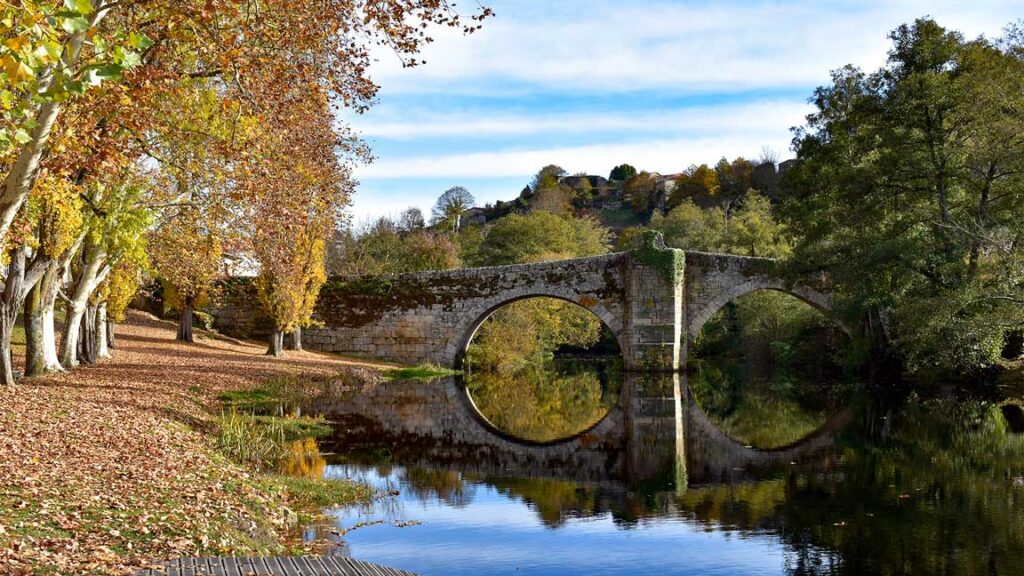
[460,158,797,231]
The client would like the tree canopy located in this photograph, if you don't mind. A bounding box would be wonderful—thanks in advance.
[781,18,1024,370]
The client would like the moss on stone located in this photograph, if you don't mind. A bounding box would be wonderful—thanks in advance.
[633,231,685,285]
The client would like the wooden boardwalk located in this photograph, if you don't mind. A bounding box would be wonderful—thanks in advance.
[135,556,417,576]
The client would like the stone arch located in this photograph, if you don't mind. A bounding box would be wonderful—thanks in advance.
[442,290,624,369]
[686,278,850,342]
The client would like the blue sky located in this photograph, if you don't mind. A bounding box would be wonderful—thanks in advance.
[342,0,1023,223]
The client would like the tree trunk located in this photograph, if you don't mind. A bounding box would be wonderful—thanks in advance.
[286,326,303,351]
[61,303,85,369]
[177,296,194,343]
[0,310,16,387]
[96,303,111,359]
[77,303,98,365]
[266,330,285,357]
[25,263,64,376]
[0,248,27,386]
[107,318,116,349]
[0,102,63,244]
[60,240,109,369]
[23,281,46,377]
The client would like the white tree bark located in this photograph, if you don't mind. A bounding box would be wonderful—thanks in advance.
[96,303,110,359]
[41,304,62,372]
[60,242,110,368]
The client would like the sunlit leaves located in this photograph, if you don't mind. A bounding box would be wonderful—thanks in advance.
[149,208,224,304]
[0,0,141,155]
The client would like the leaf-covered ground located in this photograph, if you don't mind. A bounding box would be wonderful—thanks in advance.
[0,312,386,575]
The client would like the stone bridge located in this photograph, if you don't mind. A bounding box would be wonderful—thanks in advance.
[213,233,840,371]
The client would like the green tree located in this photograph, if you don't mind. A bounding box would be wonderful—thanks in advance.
[468,212,612,372]
[473,211,609,266]
[331,217,459,276]
[647,190,789,257]
[530,165,567,192]
[781,18,1024,371]
[609,164,638,182]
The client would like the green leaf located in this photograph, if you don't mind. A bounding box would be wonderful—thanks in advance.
[64,80,86,95]
[129,32,154,51]
[43,42,64,62]
[119,51,141,68]
[14,128,32,144]
[63,0,94,15]
[60,15,90,34]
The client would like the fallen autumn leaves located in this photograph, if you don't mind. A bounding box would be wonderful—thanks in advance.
[0,311,385,575]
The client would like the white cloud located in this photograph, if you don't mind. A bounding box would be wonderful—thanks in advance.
[357,100,811,140]
[357,133,792,180]
[365,0,1019,94]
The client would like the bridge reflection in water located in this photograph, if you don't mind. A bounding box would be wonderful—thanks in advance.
[313,373,850,493]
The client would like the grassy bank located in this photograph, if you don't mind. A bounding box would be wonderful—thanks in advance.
[384,364,460,380]
[0,311,384,575]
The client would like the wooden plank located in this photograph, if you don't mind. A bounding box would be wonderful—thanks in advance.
[136,557,417,576]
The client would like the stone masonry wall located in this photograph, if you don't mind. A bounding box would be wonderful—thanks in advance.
[683,251,841,340]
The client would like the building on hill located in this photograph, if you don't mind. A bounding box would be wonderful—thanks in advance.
[559,175,609,189]
[462,207,488,227]
[652,173,684,194]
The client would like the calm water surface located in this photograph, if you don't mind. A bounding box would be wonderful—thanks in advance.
[302,365,1024,576]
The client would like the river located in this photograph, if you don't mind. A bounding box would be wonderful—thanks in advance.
[290,361,1024,576]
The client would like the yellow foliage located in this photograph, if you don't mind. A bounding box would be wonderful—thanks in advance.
[103,261,142,323]
[256,227,328,333]
[149,209,223,303]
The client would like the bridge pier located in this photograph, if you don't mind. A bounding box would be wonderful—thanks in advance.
[620,232,685,371]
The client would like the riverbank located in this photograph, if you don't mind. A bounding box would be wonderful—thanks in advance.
[0,311,389,575]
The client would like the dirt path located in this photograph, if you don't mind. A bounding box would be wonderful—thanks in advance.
[0,311,387,575]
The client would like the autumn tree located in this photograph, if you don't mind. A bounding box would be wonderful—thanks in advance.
[149,209,223,343]
[625,172,657,215]
[0,0,492,255]
[668,164,720,210]
[100,260,142,352]
[256,224,329,356]
[60,175,151,368]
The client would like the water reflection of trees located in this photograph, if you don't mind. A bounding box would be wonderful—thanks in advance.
[464,399,1023,575]
[400,468,475,507]
[767,399,1024,576]
[466,362,620,443]
[277,437,327,478]
[690,290,853,448]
